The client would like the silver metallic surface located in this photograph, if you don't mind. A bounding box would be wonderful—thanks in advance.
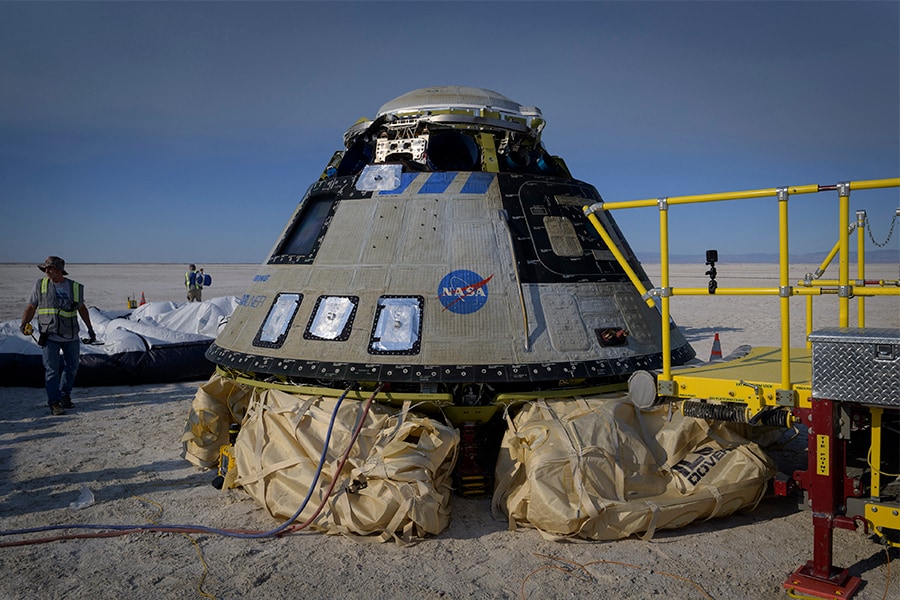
[776,187,789,202]
[208,87,696,393]
[810,327,900,406]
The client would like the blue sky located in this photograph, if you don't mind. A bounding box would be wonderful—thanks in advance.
[1,1,897,264]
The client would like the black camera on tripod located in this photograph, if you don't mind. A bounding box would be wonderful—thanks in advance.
[705,249,718,295]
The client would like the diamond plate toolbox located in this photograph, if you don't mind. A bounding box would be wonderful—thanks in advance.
[809,327,900,406]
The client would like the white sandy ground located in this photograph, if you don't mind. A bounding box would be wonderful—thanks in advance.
[0,262,898,600]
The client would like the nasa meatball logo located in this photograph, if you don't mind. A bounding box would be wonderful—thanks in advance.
[438,270,493,314]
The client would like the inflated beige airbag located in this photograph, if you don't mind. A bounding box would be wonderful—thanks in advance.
[492,397,774,540]
[235,388,458,543]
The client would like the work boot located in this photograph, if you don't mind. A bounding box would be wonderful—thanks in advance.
[61,394,74,409]
[50,403,66,416]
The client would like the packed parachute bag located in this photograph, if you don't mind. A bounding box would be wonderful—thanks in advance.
[233,388,459,544]
[182,373,255,469]
[491,396,775,541]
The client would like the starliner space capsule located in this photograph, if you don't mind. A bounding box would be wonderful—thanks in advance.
[207,86,695,416]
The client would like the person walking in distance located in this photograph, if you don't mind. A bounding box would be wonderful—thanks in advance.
[20,256,96,415]
[186,263,202,302]
[197,268,205,299]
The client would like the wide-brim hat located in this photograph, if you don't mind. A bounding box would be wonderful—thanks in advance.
[38,256,68,276]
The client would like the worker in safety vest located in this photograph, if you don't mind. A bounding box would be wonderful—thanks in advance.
[186,263,202,302]
[20,256,95,416]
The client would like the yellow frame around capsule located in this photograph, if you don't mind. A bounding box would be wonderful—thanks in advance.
[584,177,900,417]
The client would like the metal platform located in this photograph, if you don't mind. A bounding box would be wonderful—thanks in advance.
[669,346,812,410]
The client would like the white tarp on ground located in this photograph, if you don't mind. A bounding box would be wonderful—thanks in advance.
[0,297,239,386]
[0,296,238,355]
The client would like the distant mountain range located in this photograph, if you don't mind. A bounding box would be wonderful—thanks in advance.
[636,249,899,264]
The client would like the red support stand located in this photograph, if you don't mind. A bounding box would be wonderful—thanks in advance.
[783,563,861,600]
[783,399,862,599]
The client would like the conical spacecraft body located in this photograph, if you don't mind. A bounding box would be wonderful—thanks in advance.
[208,87,695,405]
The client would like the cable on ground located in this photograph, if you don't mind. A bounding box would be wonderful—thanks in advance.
[0,384,371,547]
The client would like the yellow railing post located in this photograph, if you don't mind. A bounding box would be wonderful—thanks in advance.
[806,294,814,350]
[856,210,866,327]
[777,188,793,399]
[583,204,656,308]
[659,198,672,382]
[871,407,883,497]
[838,182,851,327]
[814,238,843,280]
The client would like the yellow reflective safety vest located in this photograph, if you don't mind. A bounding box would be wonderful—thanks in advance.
[186,270,201,290]
[36,277,83,339]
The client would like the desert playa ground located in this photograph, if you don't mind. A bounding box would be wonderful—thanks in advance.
[0,262,897,600]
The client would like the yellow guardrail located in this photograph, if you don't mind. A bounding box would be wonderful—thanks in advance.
[584,178,899,412]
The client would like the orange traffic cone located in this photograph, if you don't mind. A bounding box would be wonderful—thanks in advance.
[709,332,722,361]
[139,291,146,306]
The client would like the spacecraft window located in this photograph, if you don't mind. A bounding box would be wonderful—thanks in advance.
[253,293,303,348]
[357,164,402,191]
[274,195,337,259]
[368,296,423,355]
[427,130,479,171]
[304,295,359,341]
[337,137,374,177]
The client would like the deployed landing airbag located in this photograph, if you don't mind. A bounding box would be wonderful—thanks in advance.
[491,397,774,540]
[182,376,459,544]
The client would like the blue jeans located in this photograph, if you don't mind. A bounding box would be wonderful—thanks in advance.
[42,338,80,405]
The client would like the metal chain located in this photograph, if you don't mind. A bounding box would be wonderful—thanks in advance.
[866,213,897,247]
